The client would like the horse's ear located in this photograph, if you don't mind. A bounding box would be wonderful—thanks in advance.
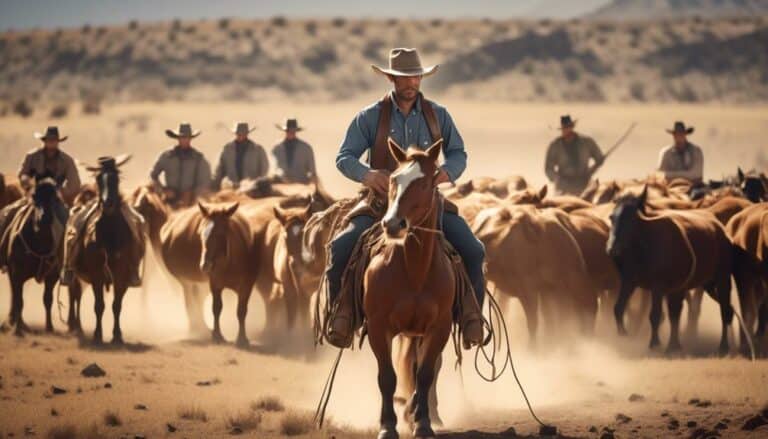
[302,203,313,221]
[224,202,239,217]
[387,137,407,163]
[273,206,287,224]
[426,139,443,163]
[198,201,211,217]
[639,184,648,208]
[737,167,745,183]
[538,184,548,200]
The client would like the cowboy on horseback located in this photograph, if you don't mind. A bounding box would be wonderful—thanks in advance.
[0,126,78,271]
[150,123,212,207]
[544,115,605,196]
[60,156,146,288]
[325,48,486,349]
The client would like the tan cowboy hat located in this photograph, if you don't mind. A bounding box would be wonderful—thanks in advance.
[275,118,303,132]
[231,122,256,135]
[165,122,201,139]
[371,48,438,77]
[666,121,694,135]
[34,126,68,142]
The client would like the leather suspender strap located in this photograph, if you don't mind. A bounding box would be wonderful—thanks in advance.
[371,93,394,172]
[370,92,443,173]
[419,92,443,144]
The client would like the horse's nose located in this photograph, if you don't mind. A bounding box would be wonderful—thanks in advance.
[383,217,407,238]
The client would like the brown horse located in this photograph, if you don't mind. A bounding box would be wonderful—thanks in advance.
[161,200,256,345]
[726,203,768,356]
[66,156,145,344]
[1,178,64,335]
[607,187,734,354]
[364,139,455,439]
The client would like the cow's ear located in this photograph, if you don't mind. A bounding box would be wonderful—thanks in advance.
[273,206,287,225]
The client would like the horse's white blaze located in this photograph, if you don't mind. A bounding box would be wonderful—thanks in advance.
[383,160,424,223]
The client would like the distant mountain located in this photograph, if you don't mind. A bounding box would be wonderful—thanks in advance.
[588,0,768,20]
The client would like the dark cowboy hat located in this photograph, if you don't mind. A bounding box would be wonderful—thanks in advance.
[81,154,132,173]
[666,121,694,135]
[275,118,303,132]
[371,48,438,77]
[559,115,577,129]
[34,126,68,142]
[165,122,201,139]
[231,122,256,135]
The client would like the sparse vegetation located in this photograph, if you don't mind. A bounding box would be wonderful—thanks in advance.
[12,100,33,118]
[271,16,287,27]
[50,104,68,119]
[47,424,105,439]
[103,410,121,427]
[280,411,314,436]
[179,405,209,422]
[225,410,262,433]
[251,395,285,412]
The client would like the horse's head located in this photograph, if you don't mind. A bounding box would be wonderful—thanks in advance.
[85,155,131,215]
[198,201,239,274]
[382,137,443,240]
[606,185,648,258]
[274,204,313,276]
[738,167,767,203]
[31,177,59,228]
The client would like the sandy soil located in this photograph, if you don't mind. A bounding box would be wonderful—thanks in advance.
[0,99,767,438]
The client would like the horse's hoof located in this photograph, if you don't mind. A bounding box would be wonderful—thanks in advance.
[665,344,683,356]
[617,325,628,336]
[235,337,249,349]
[413,419,435,438]
[212,332,226,344]
[718,344,729,357]
[648,338,661,350]
[377,427,399,439]
[111,336,124,346]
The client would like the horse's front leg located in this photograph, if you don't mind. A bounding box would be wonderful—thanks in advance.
[368,326,398,439]
[614,279,635,336]
[111,285,127,345]
[92,283,105,344]
[67,280,83,333]
[412,322,451,439]
[42,275,57,332]
[210,286,225,343]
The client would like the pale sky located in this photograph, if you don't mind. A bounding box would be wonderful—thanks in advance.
[0,0,612,31]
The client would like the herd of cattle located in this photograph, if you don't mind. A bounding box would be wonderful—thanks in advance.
[0,166,767,357]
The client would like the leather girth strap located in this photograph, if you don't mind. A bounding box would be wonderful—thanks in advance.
[371,92,443,172]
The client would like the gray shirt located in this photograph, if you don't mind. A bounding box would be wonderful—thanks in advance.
[272,138,317,184]
[212,139,269,189]
[336,92,466,182]
[150,146,211,194]
[658,142,704,182]
[18,147,81,200]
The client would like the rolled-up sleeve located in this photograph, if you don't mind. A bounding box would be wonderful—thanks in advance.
[438,109,466,182]
[336,110,374,183]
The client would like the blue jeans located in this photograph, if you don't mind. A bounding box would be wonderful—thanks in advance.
[326,212,486,306]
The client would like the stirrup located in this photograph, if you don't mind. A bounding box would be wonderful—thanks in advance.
[461,313,484,350]
[326,314,354,349]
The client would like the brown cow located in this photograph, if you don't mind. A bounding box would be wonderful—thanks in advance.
[473,204,597,343]
[445,175,527,200]
[726,202,768,356]
[509,185,593,212]
[607,187,734,355]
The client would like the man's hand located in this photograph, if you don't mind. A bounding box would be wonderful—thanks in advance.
[435,169,451,186]
[362,170,390,196]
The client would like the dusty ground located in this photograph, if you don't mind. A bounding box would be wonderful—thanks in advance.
[0,99,767,438]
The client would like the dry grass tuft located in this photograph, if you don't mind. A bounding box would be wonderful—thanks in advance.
[251,395,285,412]
[178,405,209,422]
[225,410,262,433]
[280,411,314,436]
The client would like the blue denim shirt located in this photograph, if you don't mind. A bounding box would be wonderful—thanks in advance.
[336,93,467,183]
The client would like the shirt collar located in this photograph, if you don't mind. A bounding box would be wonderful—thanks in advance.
[389,91,422,116]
